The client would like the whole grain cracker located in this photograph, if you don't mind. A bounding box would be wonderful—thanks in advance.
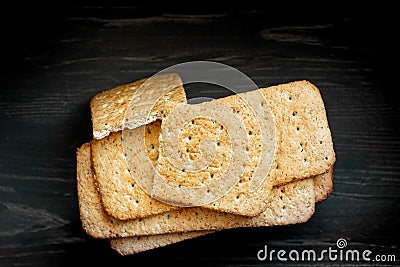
[90,126,179,221]
[263,81,335,186]
[90,74,187,220]
[154,80,334,215]
[90,73,186,139]
[314,166,334,203]
[110,231,212,255]
[77,143,318,239]
[153,92,275,208]
[109,168,334,255]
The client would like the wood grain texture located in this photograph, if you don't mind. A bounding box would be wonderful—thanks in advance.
[1,3,399,266]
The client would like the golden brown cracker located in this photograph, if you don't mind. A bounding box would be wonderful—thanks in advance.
[90,73,186,139]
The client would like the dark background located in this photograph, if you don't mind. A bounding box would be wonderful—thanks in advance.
[1,2,399,266]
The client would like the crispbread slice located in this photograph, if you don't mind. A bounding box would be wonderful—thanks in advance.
[153,90,275,208]
[78,142,178,237]
[91,75,187,220]
[92,80,335,220]
[262,81,335,186]
[91,127,179,221]
[314,166,334,203]
[109,168,334,255]
[77,143,317,239]
[155,80,335,215]
[90,73,186,139]
[110,231,212,255]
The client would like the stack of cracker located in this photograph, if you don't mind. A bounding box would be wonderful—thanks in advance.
[76,73,335,255]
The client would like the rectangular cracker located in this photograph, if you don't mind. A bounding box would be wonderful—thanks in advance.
[78,143,318,239]
[109,168,334,255]
[110,231,212,255]
[314,166,334,203]
[90,73,186,139]
[156,80,335,216]
[92,80,335,220]
[91,75,188,220]
[91,127,179,221]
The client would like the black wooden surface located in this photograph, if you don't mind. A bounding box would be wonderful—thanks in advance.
[1,3,399,266]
